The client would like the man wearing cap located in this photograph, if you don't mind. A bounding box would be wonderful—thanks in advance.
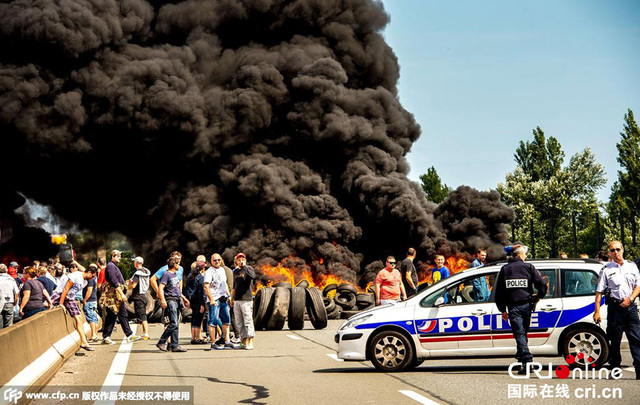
[594,240,640,379]
[100,250,140,344]
[8,262,22,288]
[128,256,151,340]
[0,264,19,329]
[232,253,256,349]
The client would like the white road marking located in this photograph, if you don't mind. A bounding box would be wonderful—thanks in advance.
[399,390,441,404]
[624,367,634,372]
[326,353,343,361]
[287,335,303,340]
[94,325,137,405]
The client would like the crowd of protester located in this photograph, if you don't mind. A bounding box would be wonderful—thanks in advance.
[0,248,257,354]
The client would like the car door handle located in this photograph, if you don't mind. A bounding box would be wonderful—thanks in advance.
[471,310,487,316]
[540,306,556,312]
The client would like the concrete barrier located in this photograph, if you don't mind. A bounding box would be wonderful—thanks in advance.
[0,306,90,392]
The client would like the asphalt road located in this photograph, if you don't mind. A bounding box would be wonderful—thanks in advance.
[31,319,639,405]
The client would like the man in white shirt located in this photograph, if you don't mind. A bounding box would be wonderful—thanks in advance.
[594,240,640,379]
[0,264,19,329]
[204,253,239,350]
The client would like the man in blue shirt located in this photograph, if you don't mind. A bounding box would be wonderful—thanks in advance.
[432,255,450,283]
[150,251,184,296]
[471,249,491,302]
[156,257,188,353]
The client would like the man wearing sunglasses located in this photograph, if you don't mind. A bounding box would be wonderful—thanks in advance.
[594,240,640,379]
[375,256,406,306]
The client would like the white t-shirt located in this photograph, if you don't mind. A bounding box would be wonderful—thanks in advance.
[204,266,228,302]
[54,271,84,299]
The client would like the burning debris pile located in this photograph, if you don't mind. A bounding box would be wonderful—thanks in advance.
[0,0,514,285]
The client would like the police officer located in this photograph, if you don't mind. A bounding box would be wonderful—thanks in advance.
[495,243,547,374]
[593,240,640,379]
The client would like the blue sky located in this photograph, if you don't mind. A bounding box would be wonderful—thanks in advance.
[380,0,640,201]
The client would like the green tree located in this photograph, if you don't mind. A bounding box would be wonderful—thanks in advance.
[420,166,451,203]
[607,109,640,258]
[498,128,605,257]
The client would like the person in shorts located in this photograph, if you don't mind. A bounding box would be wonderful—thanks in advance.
[51,260,95,351]
[128,256,151,340]
[82,264,100,342]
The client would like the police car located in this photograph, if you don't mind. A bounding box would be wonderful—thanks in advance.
[336,259,614,372]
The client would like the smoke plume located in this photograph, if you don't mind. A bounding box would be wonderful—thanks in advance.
[0,0,513,283]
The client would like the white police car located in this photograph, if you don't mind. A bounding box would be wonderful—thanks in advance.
[336,259,613,372]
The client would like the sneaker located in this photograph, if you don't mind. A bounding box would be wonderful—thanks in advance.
[156,342,167,352]
[170,346,187,353]
[230,336,241,344]
[213,342,225,350]
[244,345,254,350]
[102,338,116,345]
[225,341,240,349]
[141,334,150,340]
[126,335,141,343]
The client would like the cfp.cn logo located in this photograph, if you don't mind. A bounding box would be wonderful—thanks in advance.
[4,388,23,405]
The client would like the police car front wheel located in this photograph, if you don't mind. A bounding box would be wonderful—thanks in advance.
[368,330,415,372]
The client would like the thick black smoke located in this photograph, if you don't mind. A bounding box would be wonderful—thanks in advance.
[0,0,513,284]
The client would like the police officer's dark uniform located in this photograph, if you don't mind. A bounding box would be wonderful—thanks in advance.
[595,259,640,378]
[495,248,547,370]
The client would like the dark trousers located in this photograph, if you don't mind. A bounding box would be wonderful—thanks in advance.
[102,301,133,339]
[508,302,533,364]
[607,302,640,371]
[159,300,179,349]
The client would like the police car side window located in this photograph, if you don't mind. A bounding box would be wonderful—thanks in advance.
[533,269,556,298]
[563,270,598,297]
[420,287,445,307]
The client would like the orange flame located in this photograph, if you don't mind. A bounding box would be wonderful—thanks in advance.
[255,257,365,292]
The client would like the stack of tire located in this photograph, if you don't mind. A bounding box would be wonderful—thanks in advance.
[322,283,375,319]
[252,280,328,330]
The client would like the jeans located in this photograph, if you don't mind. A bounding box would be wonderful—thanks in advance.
[83,301,99,324]
[207,300,230,327]
[1,303,14,329]
[102,301,133,339]
[159,300,179,349]
[607,302,640,371]
[508,302,533,364]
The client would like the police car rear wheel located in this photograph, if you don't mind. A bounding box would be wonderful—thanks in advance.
[369,330,414,372]
[563,328,609,368]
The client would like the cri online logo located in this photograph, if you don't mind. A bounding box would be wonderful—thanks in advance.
[508,353,623,380]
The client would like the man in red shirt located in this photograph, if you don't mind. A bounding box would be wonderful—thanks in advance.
[375,256,406,306]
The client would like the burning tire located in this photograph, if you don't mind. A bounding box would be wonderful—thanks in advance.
[267,286,290,330]
[288,287,306,330]
[323,296,336,312]
[368,330,415,372]
[253,287,275,330]
[334,290,356,310]
[322,284,337,297]
[305,287,328,329]
[327,305,342,319]
[337,283,357,294]
[296,280,310,289]
[273,282,292,289]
